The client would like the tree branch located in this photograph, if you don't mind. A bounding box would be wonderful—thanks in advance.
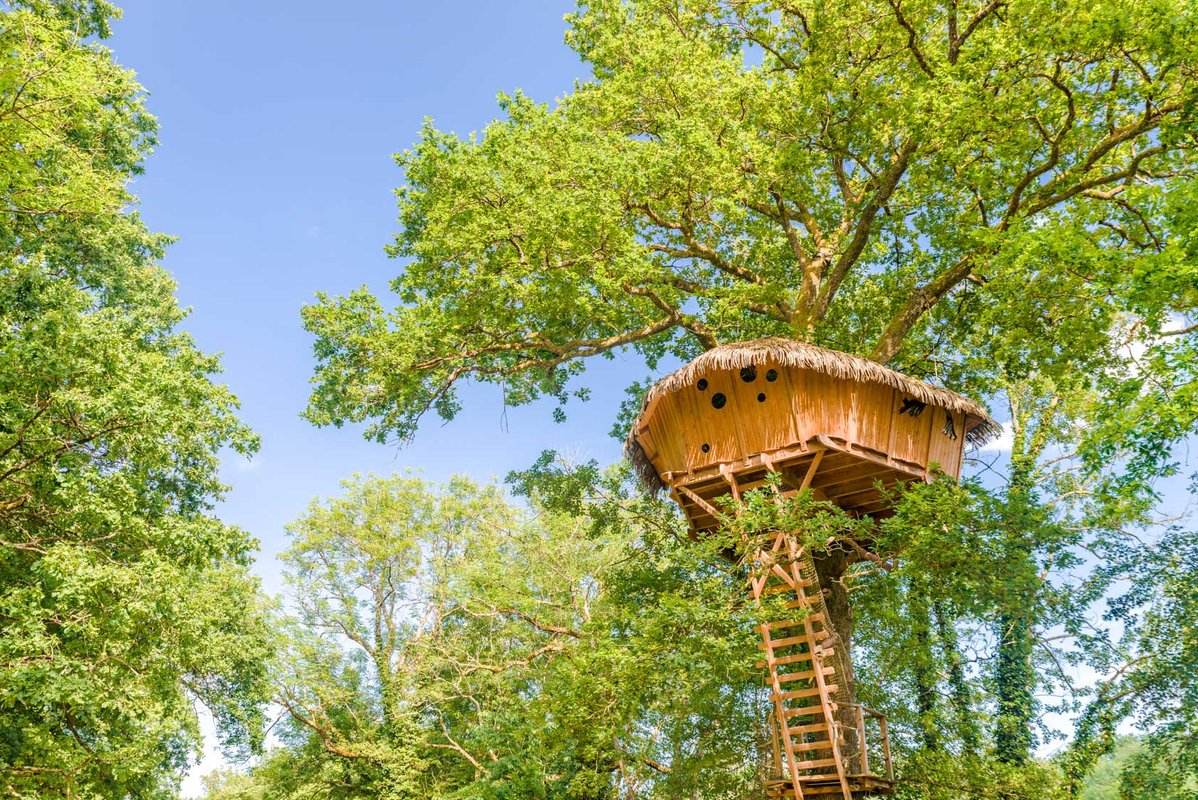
[887,0,936,77]
[950,1,1005,64]
[808,138,919,324]
[870,255,974,363]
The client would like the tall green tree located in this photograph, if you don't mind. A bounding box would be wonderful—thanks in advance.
[254,471,761,800]
[300,0,1197,780]
[0,3,271,796]
[303,0,1196,443]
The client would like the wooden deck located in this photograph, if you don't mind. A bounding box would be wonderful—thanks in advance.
[766,774,896,798]
[667,434,927,533]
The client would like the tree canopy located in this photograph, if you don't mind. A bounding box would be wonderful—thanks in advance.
[246,472,763,800]
[303,0,1197,444]
[1,3,271,796]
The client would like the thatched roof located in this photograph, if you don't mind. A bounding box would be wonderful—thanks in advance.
[624,337,1001,491]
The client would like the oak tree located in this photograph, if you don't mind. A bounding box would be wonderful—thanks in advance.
[1,3,271,796]
[302,0,1197,773]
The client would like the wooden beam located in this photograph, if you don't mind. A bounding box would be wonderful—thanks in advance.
[720,463,742,503]
[676,484,721,519]
[799,450,825,491]
[814,435,923,479]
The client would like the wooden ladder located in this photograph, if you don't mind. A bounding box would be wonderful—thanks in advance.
[751,530,852,800]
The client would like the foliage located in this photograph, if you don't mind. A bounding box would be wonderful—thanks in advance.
[891,750,1069,800]
[291,0,1198,795]
[211,470,764,799]
[202,448,1198,800]
[1075,737,1198,800]
[304,0,1197,444]
[0,2,271,797]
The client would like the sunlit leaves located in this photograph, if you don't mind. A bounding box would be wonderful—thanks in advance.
[0,3,270,796]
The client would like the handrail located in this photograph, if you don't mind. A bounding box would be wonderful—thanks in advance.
[842,704,893,782]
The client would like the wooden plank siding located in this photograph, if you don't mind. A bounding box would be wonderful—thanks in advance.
[634,363,968,525]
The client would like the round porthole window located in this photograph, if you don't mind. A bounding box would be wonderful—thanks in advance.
[701,443,710,453]
[757,393,766,402]
[766,368,778,382]
[711,393,727,409]
[696,378,708,391]
[740,365,757,382]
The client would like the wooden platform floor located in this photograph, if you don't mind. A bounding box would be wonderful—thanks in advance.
[766,775,895,798]
[668,435,928,532]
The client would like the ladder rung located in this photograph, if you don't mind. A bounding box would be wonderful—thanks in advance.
[784,700,837,715]
[793,739,835,753]
[786,721,831,735]
[773,652,816,667]
[792,757,840,770]
[762,635,811,649]
[773,609,826,623]
[782,710,825,721]
[762,617,816,631]
[766,641,833,661]
[776,671,813,684]
[757,652,816,669]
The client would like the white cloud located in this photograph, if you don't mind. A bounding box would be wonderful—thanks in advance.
[979,421,1015,453]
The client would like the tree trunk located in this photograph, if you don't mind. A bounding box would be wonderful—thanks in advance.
[934,600,980,755]
[813,550,863,769]
[994,435,1040,764]
[995,602,1036,763]
[908,580,940,751]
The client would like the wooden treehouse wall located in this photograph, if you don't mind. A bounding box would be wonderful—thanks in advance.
[633,362,968,489]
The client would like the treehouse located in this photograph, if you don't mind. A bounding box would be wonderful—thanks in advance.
[624,338,998,800]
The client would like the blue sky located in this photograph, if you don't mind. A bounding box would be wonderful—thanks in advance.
[111,1,644,600]
[109,3,645,790]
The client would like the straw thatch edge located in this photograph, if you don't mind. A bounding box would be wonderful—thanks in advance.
[624,337,1001,493]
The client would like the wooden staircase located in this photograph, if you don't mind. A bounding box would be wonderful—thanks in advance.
[750,531,894,800]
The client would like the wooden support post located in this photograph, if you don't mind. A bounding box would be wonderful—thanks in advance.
[720,464,742,502]
[879,714,892,782]
[858,704,868,776]
[769,708,783,783]
[799,450,825,491]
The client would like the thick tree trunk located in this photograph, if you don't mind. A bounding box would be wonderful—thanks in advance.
[994,442,1040,764]
[908,580,940,751]
[813,550,863,769]
[814,551,855,694]
[995,594,1036,763]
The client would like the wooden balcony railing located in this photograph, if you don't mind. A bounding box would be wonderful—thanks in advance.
[840,704,893,782]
